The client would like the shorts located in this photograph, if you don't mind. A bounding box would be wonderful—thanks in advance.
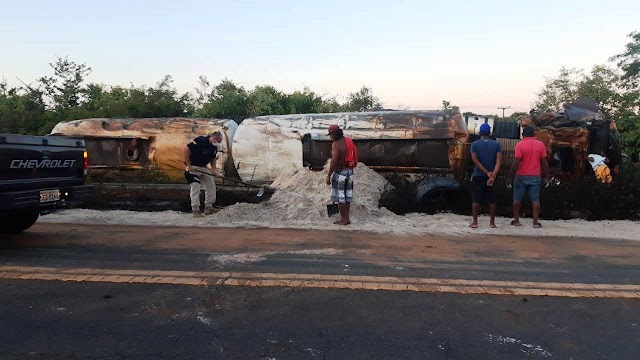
[330,169,354,204]
[471,176,496,205]
[513,175,541,202]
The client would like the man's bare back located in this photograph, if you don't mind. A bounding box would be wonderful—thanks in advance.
[332,138,347,170]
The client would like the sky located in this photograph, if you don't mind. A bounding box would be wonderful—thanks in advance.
[1,0,639,116]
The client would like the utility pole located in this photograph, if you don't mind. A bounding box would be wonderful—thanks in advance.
[497,106,510,119]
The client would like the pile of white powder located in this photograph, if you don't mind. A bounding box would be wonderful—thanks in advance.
[212,162,392,224]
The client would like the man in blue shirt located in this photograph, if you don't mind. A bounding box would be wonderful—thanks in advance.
[469,123,502,228]
[184,132,222,217]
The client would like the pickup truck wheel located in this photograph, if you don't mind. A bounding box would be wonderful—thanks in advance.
[0,208,40,234]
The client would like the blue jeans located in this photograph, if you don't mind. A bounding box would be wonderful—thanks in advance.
[513,175,541,202]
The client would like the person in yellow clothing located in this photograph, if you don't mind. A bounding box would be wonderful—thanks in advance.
[587,153,613,184]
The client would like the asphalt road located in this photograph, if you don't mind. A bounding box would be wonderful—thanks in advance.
[1,223,639,359]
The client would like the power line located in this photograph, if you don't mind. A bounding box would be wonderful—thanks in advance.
[497,106,511,118]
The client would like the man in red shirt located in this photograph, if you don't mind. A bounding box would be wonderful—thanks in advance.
[326,125,358,225]
[506,126,550,228]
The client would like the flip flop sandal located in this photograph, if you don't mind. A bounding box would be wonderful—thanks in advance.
[510,220,523,226]
[533,223,543,228]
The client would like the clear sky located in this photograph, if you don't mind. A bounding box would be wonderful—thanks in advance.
[1,0,638,115]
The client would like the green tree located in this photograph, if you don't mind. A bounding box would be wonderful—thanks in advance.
[193,75,211,109]
[140,75,192,117]
[344,86,383,112]
[617,105,640,161]
[39,56,92,111]
[247,85,287,116]
[317,96,345,113]
[0,80,47,134]
[286,87,323,114]
[575,66,626,118]
[77,75,191,119]
[508,111,529,122]
[611,31,640,88]
[534,65,634,118]
[81,83,107,114]
[199,78,249,120]
[533,67,582,112]
[441,100,460,113]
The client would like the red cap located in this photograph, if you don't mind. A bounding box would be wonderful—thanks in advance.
[327,125,340,135]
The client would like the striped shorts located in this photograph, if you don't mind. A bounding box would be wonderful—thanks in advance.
[330,169,354,204]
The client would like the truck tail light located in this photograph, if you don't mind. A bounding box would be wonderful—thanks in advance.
[83,151,88,175]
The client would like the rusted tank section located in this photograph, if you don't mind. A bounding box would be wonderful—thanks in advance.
[50,118,238,182]
[536,127,589,180]
[506,98,623,181]
[231,111,469,183]
[496,127,589,181]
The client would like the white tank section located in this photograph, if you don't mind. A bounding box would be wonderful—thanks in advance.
[232,118,304,183]
[464,115,495,135]
[233,114,356,183]
[232,111,468,183]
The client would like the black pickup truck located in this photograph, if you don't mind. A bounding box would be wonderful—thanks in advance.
[0,133,93,233]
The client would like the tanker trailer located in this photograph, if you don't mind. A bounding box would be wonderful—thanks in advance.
[50,117,239,183]
[231,110,471,204]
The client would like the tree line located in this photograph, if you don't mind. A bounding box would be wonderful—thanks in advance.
[1,31,639,159]
[0,58,384,135]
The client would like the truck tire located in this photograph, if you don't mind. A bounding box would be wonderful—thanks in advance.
[0,208,40,234]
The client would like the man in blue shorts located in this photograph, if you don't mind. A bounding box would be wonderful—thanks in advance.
[469,123,502,228]
[506,126,550,228]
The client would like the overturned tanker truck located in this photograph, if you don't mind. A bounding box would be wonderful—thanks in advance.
[50,100,621,208]
[51,111,474,205]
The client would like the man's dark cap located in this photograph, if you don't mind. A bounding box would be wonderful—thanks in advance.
[522,126,535,137]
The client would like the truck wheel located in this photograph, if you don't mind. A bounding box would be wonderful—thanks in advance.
[0,208,40,234]
[420,190,468,214]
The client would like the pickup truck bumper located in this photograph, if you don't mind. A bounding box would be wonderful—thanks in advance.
[0,185,94,212]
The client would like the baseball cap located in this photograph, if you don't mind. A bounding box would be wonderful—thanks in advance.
[522,125,535,137]
[479,123,491,135]
[327,125,340,135]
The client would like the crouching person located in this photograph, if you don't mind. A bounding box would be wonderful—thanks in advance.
[184,132,222,217]
[587,152,613,184]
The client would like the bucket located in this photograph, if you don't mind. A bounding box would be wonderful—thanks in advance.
[326,203,339,217]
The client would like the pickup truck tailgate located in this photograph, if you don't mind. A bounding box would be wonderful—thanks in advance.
[0,134,86,192]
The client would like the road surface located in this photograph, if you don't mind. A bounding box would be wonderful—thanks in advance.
[1,223,639,359]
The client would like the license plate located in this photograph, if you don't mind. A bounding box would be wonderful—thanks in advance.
[40,190,60,203]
